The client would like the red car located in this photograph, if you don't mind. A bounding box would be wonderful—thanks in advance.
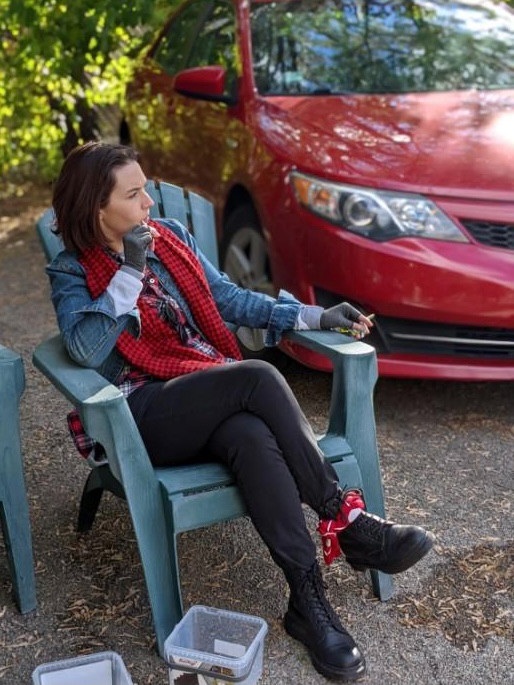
[123,0,514,380]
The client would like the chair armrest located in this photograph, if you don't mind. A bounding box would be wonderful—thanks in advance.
[32,335,154,486]
[284,331,377,432]
[285,330,383,513]
[32,335,121,406]
[284,329,373,362]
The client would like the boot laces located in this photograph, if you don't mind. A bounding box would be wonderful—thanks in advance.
[352,511,390,542]
[299,566,345,632]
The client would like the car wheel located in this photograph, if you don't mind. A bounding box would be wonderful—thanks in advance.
[221,205,289,366]
[222,206,274,295]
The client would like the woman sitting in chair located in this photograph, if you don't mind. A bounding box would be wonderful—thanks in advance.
[48,141,433,682]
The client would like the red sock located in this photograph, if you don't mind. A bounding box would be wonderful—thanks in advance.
[318,490,366,565]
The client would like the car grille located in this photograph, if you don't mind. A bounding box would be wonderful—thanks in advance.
[460,220,514,251]
[375,316,514,359]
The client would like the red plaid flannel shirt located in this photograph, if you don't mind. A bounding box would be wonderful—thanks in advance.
[67,261,235,461]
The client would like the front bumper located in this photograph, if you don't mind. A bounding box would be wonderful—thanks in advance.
[281,339,514,380]
[270,200,514,380]
[367,315,514,379]
[377,353,514,380]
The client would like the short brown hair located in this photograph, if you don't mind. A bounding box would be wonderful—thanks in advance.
[52,141,140,253]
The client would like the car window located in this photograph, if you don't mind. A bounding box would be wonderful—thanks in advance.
[250,0,514,95]
[187,0,238,95]
[153,0,211,75]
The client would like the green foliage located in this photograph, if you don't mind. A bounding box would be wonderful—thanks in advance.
[0,0,178,180]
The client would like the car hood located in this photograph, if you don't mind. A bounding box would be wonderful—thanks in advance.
[257,90,514,200]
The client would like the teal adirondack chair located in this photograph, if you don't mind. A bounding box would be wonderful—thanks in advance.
[33,180,393,656]
[0,345,37,613]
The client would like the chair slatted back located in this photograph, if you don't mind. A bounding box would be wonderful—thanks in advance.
[37,181,219,269]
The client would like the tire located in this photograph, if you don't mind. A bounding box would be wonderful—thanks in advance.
[220,205,289,367]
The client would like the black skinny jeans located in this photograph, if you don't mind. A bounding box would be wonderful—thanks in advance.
[128,360,340,574]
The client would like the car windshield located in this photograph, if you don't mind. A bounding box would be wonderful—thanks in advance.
[250,0,514,95]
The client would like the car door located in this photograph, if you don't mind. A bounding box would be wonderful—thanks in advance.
[178,0,243,204]
[128,0,242,203]
[126,0,211,183]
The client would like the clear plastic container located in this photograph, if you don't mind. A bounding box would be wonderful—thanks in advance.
[164,605,268,685]
[31,651,133,685]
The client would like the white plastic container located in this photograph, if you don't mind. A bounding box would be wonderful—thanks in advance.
[164,605,268,685]
[31,651,133,685]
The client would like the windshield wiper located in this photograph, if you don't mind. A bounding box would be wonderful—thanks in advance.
[310,88,356,95]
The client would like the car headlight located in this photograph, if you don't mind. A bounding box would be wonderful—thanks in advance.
[290,172,468,242]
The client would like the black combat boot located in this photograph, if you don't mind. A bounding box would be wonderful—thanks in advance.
[284,562,366,681]
[338,510,435,574]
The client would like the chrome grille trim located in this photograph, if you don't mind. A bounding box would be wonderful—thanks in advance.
[390,333,514,347]
[374,316,514,359]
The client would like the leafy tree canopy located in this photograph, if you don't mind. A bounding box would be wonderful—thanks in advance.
[2,0,513,181]
[0,0,175,179]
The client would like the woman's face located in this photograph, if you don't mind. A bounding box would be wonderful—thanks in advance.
[99,161,154,251]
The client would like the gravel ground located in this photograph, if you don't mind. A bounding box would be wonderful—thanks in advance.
[0,185,512,685]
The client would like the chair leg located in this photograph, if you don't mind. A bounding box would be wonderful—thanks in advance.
[0,502,37,613]
[370,569,394,601]
[149,495,185,656]
[77,469,105,532]
[356,469,395,601]
[153,536,183,657]
[0,349,36,613]
[331,458,394,601]
[77,464,126,532]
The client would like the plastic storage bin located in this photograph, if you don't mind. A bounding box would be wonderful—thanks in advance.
[31,651,133,685]
[164,605,268,685]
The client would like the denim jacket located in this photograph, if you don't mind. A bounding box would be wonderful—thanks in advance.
[46,219,302,384]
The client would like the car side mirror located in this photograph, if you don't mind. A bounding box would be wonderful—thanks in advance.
[174,65,237,106]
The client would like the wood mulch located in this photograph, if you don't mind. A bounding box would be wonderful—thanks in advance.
[394,542,513,652]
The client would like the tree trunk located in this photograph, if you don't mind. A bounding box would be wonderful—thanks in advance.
[76,97,100,144]
[60,114,80,157]
[47,93,100,157]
